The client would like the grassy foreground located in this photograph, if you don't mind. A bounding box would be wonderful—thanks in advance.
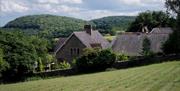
[0,61,180,91]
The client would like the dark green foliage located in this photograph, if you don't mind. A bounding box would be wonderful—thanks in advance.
[163,0,180,54]
[0,30,37,71]
[141,37,152,56]
[76,48,116,72]
[0,29,50,82]
[0,49,9,77]
[57,61,71,70]
[163,30,180,54]
[163,16,180,54]
[165,0,180,14]
[51,60,71,70]
[91,16,135,35]
[128,11,176,32]
[37,57,43,72]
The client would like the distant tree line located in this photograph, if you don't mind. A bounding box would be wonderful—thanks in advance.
[91,16,135,35]
[127,11,176,32]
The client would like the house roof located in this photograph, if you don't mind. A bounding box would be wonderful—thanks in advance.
[111,27,173,56]
[54,38,67,52]
[73,31,109,48]
[55,30,109,54]
[150,27,173,34]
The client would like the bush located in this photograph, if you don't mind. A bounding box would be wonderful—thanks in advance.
[0,49,10,77]
[57,61,71,70]
[116,54,128,61]
[36,57,43,72]
[76,48,116,72]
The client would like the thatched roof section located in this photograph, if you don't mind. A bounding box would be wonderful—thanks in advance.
[112,27,173,56]
[150,27,173,34]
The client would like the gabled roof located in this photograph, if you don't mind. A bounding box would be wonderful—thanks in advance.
[54,38,67,51]
[55,30,109,54]
[73,31,109,48]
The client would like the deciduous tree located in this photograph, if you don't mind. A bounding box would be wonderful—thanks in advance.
[163,0,180,54]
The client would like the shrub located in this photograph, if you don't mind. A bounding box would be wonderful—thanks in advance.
[76,48,116,72]
[37,57,43,72]
[116,54,128,61]
[0,49,10,77]
[141,37,155,57]
[57,61,71,70]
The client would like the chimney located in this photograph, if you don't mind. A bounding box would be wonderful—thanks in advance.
[84,25,92,35]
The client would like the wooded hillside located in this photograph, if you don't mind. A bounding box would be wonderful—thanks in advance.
[4,15,87,38]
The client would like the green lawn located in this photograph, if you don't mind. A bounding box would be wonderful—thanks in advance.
[0,61,180,91]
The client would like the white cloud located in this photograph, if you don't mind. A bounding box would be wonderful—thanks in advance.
[118,0,164,7]
[34,4,80,13]
[120,0,141,6]
[36,0,83,4]
[0,0,165,26]
[37,0,60,4]
[0,0,29,13]
[72,10,139,20]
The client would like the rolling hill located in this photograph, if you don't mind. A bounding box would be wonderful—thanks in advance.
[0,61,179,91]
[4,14,88,38]
[3,15,135,39]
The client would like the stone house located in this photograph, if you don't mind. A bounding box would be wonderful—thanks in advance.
[111,27,173,56]
[54,25,110,63]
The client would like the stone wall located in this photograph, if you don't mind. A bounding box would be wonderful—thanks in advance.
[34,54,180,77]
[56,34,86,63]
[112,54,180,69]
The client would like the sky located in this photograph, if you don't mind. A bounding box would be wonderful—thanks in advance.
[0,0,166,26]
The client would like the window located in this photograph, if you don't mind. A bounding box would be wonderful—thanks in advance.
[77,48,80,55]
[70,48,73,55]
[70,48,80,55]
[74,48,76,54]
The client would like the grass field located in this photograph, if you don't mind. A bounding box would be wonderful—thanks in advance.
[0,61,180,91]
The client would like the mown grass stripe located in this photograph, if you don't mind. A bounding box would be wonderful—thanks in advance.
[85,63,166,91]
[144,64,180,91]
[0,61,180,91]
[111,64,167,91]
